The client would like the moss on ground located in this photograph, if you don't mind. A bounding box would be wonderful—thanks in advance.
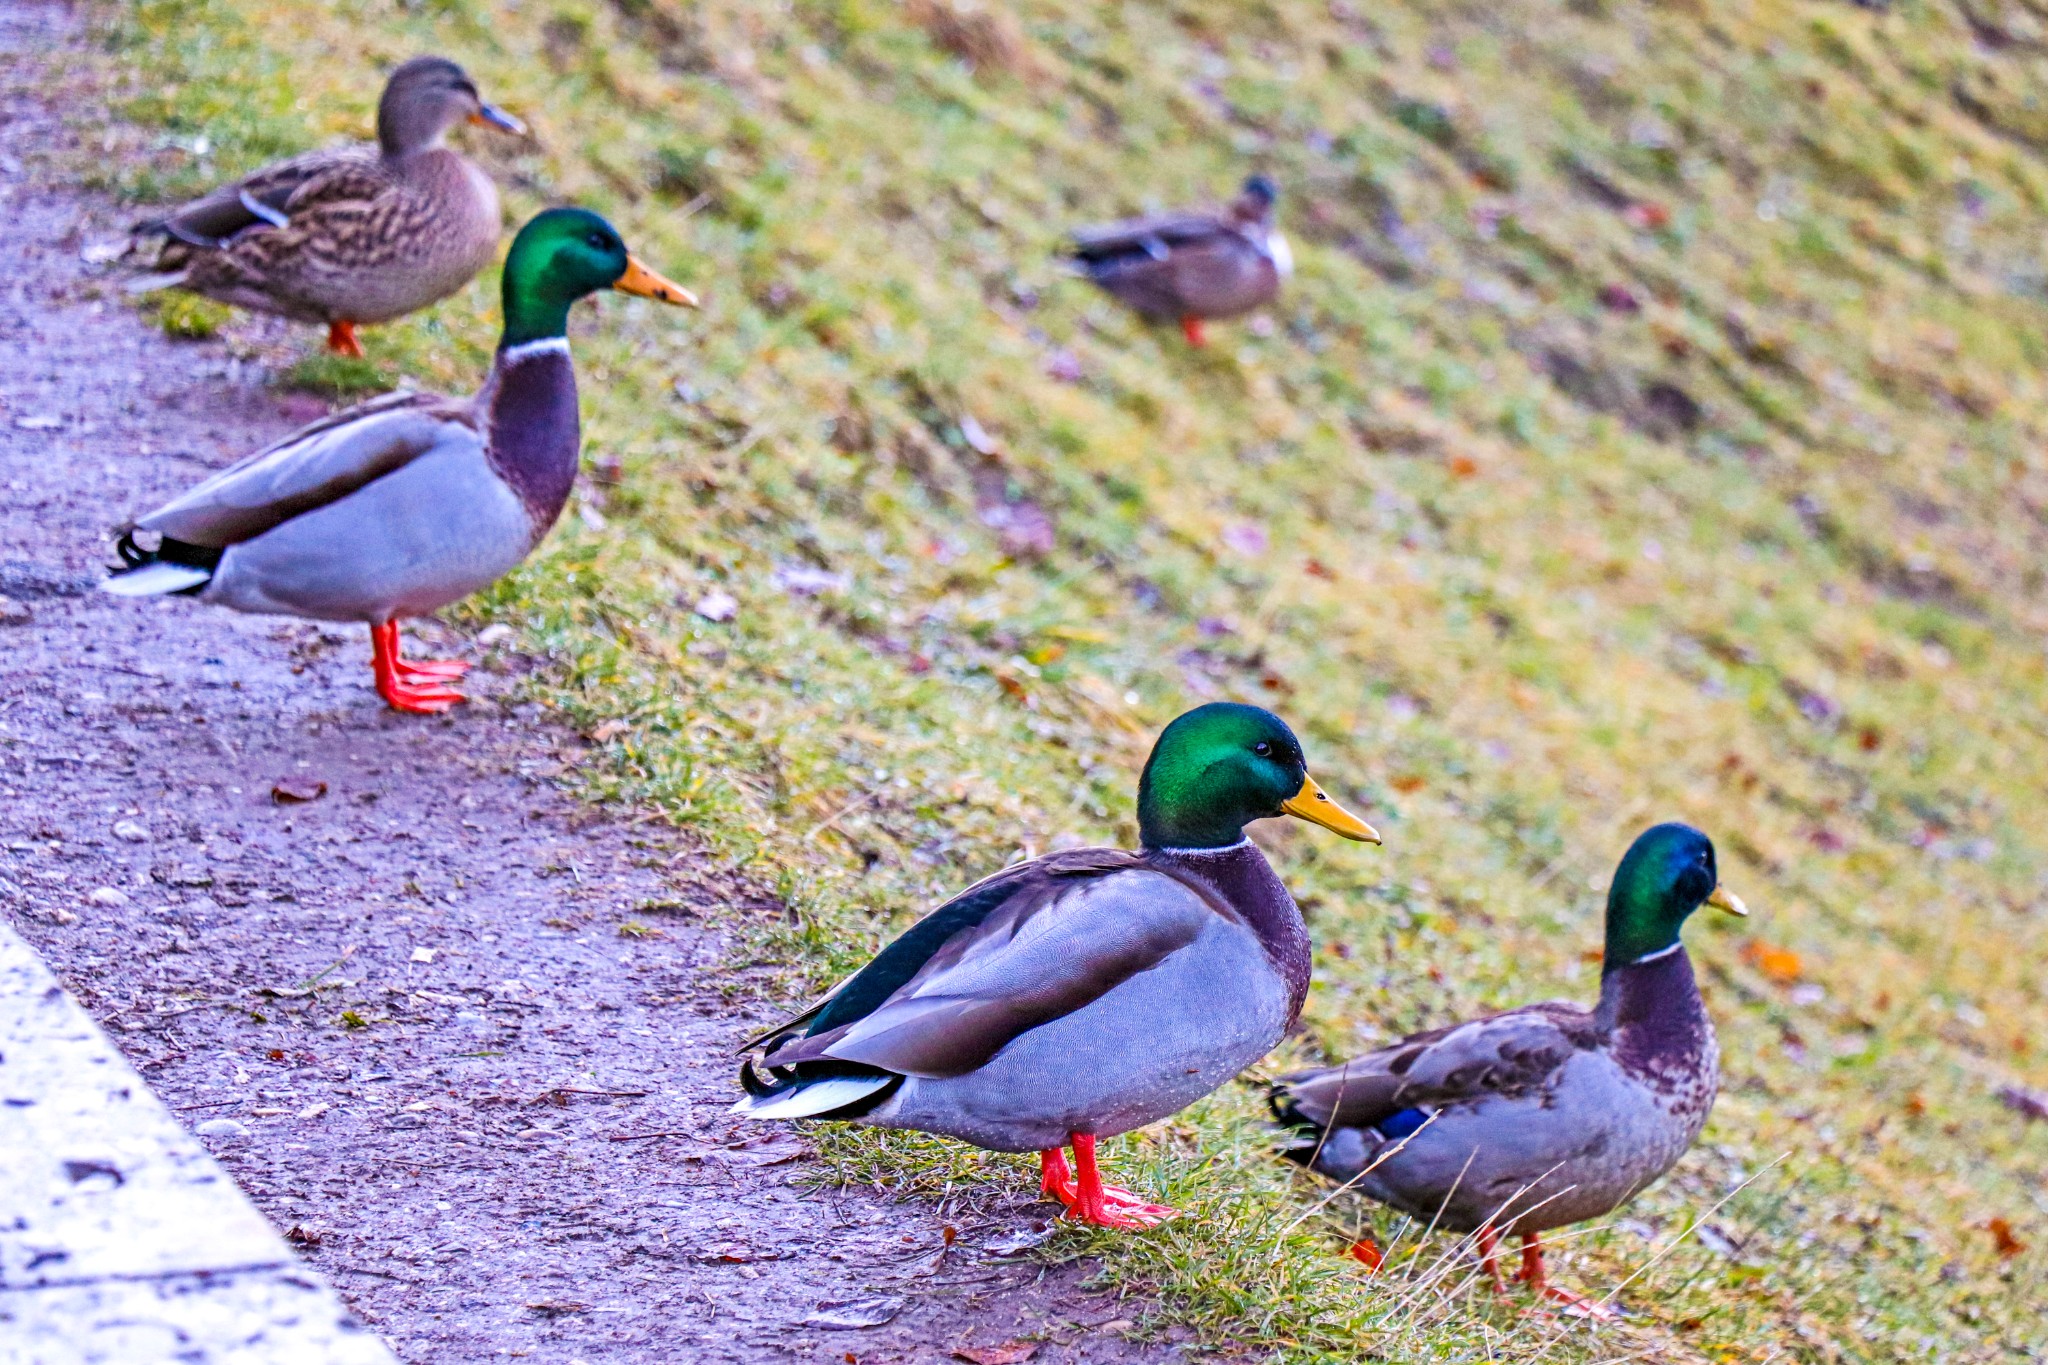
[74,0,2048,1357]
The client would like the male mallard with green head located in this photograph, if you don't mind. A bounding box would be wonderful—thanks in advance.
[1271,823,1747,1315]
[735,703,1380,1228]
[103,207,696,714]
[135,56,526,356]
[1068,175,1290,347]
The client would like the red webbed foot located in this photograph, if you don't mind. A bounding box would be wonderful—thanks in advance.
[1516,1232,1621,1319]
[1070,1184,1176,1229]
[370,621,466,714]
[395,657,470,684]
[1039,1147,1077,1206]
[1046,1134,1177,1230]
[326,320,365,357]
[1179,315,1208,347]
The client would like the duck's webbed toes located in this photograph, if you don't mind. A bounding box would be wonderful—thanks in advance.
[376,675,466,714]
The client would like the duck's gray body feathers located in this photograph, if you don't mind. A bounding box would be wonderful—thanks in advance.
[110,341,578,624]
[740,840,1308,1153]
[1276,948,1718,1235]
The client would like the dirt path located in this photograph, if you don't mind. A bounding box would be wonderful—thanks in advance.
[0,6,1190,1361]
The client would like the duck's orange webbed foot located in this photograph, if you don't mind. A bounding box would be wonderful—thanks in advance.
[395,657,470,684]
[370,621,466,715]
[1179,315,1207,347]
[1048,1133,1176,1230]
[1517,1232,1622,1320]
[326,320,365,357]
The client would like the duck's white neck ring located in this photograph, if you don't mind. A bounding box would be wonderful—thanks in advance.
[500,336,572,363]
[1154,837,1253,857]
[1627,941,1683,966]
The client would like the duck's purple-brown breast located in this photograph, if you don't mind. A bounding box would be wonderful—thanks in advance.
[1152,841,1313,1022]
[1603,947,1717,1104]
[483,345,581,534]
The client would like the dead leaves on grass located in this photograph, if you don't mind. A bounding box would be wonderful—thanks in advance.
[953,1343,1039,1364]
[1740,938,1806,984]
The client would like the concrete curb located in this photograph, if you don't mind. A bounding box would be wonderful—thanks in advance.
[0,918,397,1365]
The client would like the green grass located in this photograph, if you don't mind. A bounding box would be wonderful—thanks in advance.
[69,0,2048,1357]
[142,289,230,339]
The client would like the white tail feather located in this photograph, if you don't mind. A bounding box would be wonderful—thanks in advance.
[123,270,190,294]
[729,1075,893,1120]
[101,563,211,596]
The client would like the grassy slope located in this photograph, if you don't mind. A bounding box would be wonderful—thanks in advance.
[75,0,2048,1357]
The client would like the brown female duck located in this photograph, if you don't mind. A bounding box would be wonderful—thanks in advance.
[135,56,524,356]
[1069,175,1291,347]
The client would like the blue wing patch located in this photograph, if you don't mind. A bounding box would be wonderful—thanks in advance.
[1375,1107,1431,1140]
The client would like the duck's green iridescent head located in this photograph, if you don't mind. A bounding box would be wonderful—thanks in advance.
[499,207,697,348]
[1136,702,1380,850]
[1603,822,1748,966]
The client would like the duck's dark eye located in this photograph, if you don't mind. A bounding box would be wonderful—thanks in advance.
[1253,741,1273,757]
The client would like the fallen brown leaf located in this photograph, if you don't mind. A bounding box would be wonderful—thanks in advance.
[1740,939,1805,983]
[1987,1218,2026,1258]
[953,1342,1039,1365]
[271,778,328,804]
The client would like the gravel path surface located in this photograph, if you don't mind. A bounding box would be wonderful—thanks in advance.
[0,5,1192,1360]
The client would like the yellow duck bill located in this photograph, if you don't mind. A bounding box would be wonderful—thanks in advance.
[614,255,699,308]
[1280,776,1381,843]
[1705,884,1748,916]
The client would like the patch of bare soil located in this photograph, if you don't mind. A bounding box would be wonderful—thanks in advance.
[0,5,1195,1361]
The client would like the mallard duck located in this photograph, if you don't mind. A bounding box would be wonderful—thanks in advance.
[733,702,1380,1228]
[102,207,696,714]
[1068,175,1291,347]
[134,56,526,356]
[1271,823,1747,1315]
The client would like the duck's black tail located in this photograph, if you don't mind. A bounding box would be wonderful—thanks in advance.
[101,530,220,598]
[1268,1081,1328,1167]
[731,1057,901,1121]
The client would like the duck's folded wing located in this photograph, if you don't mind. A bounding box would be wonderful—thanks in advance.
[1070,211,1227,258]
[277,157,402,217]
[137,391,471,548]
[762,856,1210,1079]
[1280,1003,1595,1129]
[144,144,380,248]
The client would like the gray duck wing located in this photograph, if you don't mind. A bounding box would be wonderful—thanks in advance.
[136,390,472,548]
[1069,210,1229,258]
[143,144,380,252]
[762,852,1212,1079]
[1280,1002,1595,1129]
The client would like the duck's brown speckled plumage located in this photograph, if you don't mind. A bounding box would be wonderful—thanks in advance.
[138,56,516,330]
[1069,175,1291,326]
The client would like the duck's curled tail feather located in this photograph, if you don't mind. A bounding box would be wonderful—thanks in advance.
[729,1058,899,1121]
[101,529,219,597]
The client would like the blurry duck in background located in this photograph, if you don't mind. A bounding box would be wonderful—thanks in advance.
[132,56,525,356]
[734,702,1379,1229]
[1271,823,1747,1317]
[104,208,696,714]
[1068,175,1290,347]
